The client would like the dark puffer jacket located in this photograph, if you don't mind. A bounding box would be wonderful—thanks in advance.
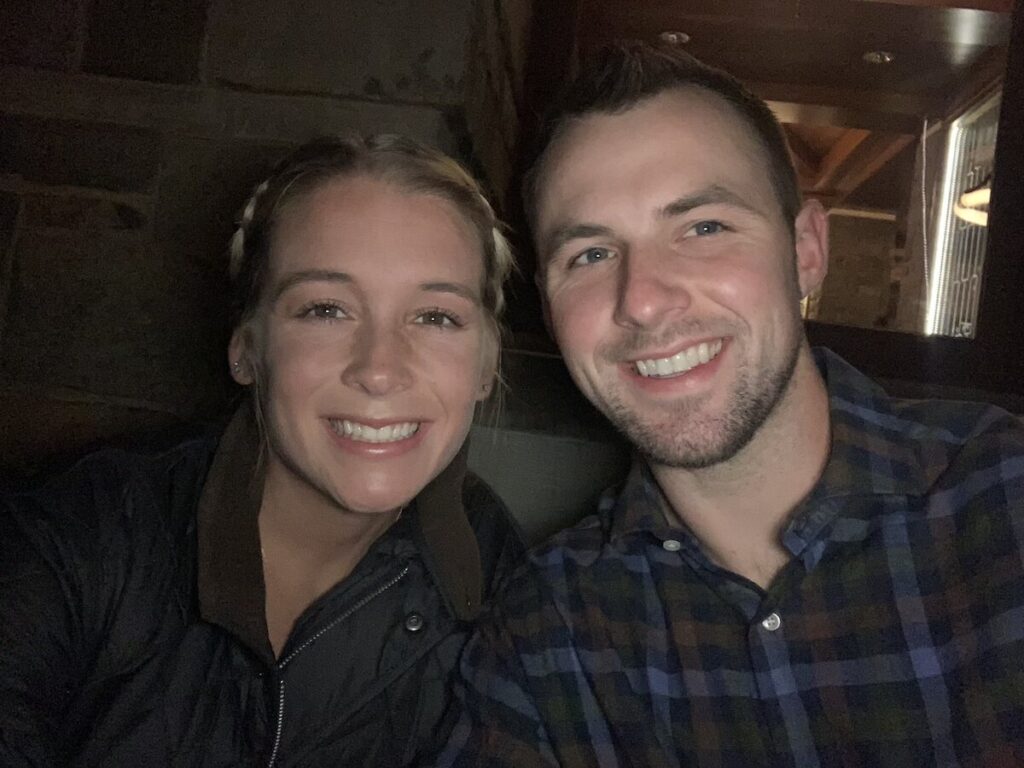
[0,407,524,767]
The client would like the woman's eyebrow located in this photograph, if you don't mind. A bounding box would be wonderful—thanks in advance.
[419,282,482,305]
[271,269,352,302]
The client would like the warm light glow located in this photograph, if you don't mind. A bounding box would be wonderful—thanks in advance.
[862,50,894,65]
[923,91,1000,337]
[953,182,991,227]
[959,184,991,208]
[925,122,963,335]
[658,31,690,45]
[953,202,988,227]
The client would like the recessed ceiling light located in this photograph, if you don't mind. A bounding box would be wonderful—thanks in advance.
[862,50,895,65]
[659,31,691,45]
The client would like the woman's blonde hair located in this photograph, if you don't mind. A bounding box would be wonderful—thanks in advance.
[229,134,514,341]
[228,135,515,436]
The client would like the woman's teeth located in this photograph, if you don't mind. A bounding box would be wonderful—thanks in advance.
[331,420,420,443]
[635,339,723,378]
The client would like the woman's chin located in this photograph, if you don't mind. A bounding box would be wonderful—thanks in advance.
[328,485,417,518]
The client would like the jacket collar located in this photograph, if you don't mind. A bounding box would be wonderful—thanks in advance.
[196,404,482,662]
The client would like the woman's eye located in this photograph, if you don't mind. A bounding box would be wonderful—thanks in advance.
[689,220,726,237]
[415,309,460,328]
[301,303,347,321]
[571,247,613,268]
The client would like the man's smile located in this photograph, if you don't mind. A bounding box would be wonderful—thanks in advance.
[632,338,724,378]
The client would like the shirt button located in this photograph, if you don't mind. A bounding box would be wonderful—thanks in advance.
[404,612,425,633]
[761,612,782,632]
[662,539,682,552]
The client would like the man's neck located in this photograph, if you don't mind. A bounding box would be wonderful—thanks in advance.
[651,349,831,589]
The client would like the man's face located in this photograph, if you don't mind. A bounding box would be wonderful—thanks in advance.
[536,89,826,469]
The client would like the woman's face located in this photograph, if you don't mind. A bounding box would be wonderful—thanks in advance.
[232,175,495,515]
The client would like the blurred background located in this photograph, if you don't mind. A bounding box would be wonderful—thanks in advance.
[1,0,1021,538]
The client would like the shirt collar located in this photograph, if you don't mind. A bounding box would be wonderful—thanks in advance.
[607,348,931,551]
[196,403,483,663]
[807,347,929,501]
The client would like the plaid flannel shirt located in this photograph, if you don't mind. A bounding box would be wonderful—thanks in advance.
[436,349,1024,767]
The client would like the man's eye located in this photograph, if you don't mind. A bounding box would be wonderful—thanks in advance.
[690,220,726,237]
[415,309,461,328]
[571,247,613,267]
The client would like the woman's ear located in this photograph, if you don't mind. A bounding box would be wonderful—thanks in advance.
[228,328,254,385]
[476,330,499,402]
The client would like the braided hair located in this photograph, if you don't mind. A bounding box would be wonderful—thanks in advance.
[229,135,514,337]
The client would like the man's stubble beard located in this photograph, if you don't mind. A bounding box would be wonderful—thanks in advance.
[602,335,801,469]
[592,289,805,471]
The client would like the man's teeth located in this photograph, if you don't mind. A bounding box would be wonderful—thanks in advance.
[635,339,723,378]
[332,420,420,443]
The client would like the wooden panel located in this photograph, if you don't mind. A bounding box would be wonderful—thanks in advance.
[578,0,1013,101]
[945,43,1008,117]
[853,0,1014,12]
[580,0,1013,47]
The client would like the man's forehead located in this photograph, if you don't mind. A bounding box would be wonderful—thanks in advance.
[544,86,753,174]
[535,91,769,236]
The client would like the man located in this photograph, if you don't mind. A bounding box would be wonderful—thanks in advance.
[436,44,1024,767]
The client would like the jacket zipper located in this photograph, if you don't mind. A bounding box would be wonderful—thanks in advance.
[265,563,411,768]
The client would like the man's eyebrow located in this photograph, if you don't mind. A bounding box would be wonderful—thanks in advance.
[272,269,351,302]
[541,223,616,260]
[659,185,762,219]
[419,281,481,305]
[541,185,763,259]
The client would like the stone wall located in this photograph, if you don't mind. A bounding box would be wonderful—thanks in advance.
[813,213,899,330]
[0,0,535,476]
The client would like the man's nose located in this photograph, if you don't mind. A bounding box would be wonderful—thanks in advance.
[340,322,414,396]
[613,247,692,329]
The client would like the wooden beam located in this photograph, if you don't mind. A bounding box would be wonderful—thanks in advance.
[581,0,1012,47]
[767,100,923,134]
[852,0,1014,13]
[828,133,916,203]
[749,81,941,117]
[812,129,872,192]
[752,81,939,133]
[782,128,822,187]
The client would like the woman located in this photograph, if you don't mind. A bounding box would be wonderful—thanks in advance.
[0,135,524,766]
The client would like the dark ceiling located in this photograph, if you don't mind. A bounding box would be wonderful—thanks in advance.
[573,0,1014,210]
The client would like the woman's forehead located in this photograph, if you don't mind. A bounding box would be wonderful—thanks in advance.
[267,177,485,289]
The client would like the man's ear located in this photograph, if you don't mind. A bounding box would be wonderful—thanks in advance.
[228,328,254,385]
[793,199,829,298]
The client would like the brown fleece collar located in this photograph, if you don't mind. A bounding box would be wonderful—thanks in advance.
[196,404,482,662]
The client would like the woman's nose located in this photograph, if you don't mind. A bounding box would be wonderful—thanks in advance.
[340,323,414,395]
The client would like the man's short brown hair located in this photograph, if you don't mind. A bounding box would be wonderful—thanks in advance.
[524,43,802,238]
